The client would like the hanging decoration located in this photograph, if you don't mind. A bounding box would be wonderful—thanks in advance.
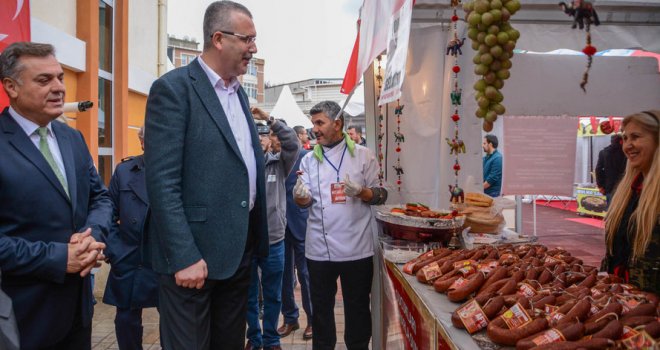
[447,0,466,204]
[375,56,385,186]
[558,1,600,92]
[393,101,405,191]
[464,0,521,132]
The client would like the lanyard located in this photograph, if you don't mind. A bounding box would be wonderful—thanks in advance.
[323,145,347,182]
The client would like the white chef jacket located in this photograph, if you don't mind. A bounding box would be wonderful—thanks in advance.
[300,140,380,261]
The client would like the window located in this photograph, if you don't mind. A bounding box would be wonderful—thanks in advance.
[244,82,257,99]
[247,60,257,76]
[99,1,113,73]
[97,155,113,187]
[98,78,113,147]
[180,53,196,66]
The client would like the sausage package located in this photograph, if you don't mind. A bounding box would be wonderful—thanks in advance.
[501,302,532,329]
[456,299,489,334]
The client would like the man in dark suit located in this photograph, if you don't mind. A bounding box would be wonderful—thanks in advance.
[144,2,268,349]
[0,42,111,349]
[103,126,159,350]
[278,131,313,340]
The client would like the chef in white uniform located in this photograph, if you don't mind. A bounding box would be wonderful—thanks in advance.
[293,100,387,350]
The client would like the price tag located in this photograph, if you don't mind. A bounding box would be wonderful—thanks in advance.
[502,302,532,329]
[477,261,499,275]
[531,328,566,346]
[456,299,489,334]
[421,262,442,282]
[449,277,469,291]
[453,259,477,269]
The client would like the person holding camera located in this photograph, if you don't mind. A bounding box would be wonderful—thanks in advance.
[245,108,300,350]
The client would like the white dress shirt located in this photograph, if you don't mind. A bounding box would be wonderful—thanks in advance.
[198,56,257,210]
[9,107,68,182]
[300,140,380,261]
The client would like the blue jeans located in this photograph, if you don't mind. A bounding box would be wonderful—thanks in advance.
[247,240,285,347]
[281,230,312,325]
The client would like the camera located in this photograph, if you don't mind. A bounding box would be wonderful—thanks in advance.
[256,123,270,135]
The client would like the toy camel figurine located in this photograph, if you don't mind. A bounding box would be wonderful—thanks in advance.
[559,0,600,29]
[448,184,464,203]
[446,138,466,155]
[446,38,466,56]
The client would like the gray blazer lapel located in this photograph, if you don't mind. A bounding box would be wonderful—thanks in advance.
[188,59,243,162]
[2,114,70,202]
[53,121,77,208]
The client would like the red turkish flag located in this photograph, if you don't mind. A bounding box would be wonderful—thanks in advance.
[0,0,31,109]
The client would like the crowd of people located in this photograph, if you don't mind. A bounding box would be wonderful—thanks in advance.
[0,1,658,350]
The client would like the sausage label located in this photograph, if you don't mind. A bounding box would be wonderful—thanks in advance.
[449,277,469,291]
[458,265,476,277]
[621,326,640,340]
[453,259,477,269]
[502,302,532,329]
[517,283,537,297]
[477,261,499,275]
[621,330,656,349]
[421,263,442,281]
[544,305,559,315]
[530,328,566,346]
[547,312,565,324]
[456,299,489,334]
[591,287,602,297]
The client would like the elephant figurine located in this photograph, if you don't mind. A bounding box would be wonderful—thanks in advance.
[446,38,466,56]
[395,104,404,115]
[450,88,462,106]
[559,0,600,30]
[446,138,466,155]
[448,184,464,204]
[394,131,405,143]
[393,164,404,176]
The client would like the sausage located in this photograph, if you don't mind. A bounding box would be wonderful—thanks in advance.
[487,317,549,346]
[537,269,553,285]
[511,270,527,283]
[641,321,660,338]
[475,291,495,305]
[497,278,518,296]
[410,249,454,274]
[590,319,622,339]
[433,276,459,293]
[556,299,591,326]
[555,300,577,315]
[528,338,615,350]
[451,295,505,329]
[532,295,556,310]
[585,302,623,324]
[477,278,510,297]
[576,273,596,288]
[479,266,508,292]
[448,272,486,302]
[621,315,657,328]
[516,322,584,350]
[621,303,656,318]
[526,267,540,281]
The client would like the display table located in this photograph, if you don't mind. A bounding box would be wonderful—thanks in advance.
[379,259,497,349]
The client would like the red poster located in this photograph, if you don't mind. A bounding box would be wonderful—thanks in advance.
[386,264,433,350]
[0,0,31,109]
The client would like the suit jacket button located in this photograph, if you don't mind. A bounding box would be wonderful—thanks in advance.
[131,218,137,224]
[241,201,247,208]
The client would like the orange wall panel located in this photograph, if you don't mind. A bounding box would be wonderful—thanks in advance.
[128,92,147,128]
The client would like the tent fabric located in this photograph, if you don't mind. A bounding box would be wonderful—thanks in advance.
[269,85,313,129]
[339,83,365,117]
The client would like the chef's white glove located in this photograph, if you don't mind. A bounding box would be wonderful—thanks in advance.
[343,174,363,197]
[294,177,311,200]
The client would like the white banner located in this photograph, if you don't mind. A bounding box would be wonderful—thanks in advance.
[378,0,412,105]
[502,115,577,196]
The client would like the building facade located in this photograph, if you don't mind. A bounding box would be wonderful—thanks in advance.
[28,0,164,185]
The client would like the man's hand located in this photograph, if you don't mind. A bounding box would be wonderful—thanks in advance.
[294,177,311,200]
[251,107,269,121]
[67,228,106,277]
[343,174,363,197]
[175,259,208,289]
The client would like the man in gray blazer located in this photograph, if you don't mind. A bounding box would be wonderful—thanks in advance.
[144,1,268,349]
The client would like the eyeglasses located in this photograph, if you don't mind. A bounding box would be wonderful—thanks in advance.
[213,31,257,44]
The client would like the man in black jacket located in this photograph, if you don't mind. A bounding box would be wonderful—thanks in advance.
[596,134,626,206]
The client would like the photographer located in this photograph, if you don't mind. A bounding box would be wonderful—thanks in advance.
[246,108,300,350]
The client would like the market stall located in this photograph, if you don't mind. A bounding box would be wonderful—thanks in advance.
[341,0,660,348]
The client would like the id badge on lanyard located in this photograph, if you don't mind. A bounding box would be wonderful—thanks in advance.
[324,145,348,204]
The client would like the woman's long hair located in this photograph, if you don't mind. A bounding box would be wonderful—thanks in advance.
[605,110,660,262]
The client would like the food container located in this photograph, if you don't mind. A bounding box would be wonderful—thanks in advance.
[380,239,428,263]
[375,205,465,244]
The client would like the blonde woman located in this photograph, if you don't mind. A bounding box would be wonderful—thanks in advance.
[603,110,659,294]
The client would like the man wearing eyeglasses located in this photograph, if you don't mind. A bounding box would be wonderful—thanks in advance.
[144,1,267,349]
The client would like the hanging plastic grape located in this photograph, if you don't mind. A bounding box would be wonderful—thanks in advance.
[559,1,600,92]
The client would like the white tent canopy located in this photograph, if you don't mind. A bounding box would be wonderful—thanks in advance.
[270,85,313,129]
[339,83,365,117]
